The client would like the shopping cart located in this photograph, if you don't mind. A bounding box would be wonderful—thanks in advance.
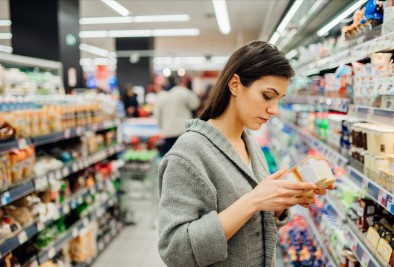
[119,118,162,227]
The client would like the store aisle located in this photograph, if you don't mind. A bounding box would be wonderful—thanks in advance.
[91,200,165,267]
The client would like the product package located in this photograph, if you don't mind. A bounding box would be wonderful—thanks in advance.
[283,156,336,195]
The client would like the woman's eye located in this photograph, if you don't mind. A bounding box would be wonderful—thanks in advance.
[263,94,272,100]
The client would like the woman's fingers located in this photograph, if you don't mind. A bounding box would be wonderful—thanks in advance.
[277,188,306,197]
[314,188,327,195]
[265,167,289,181]
[279,181,317,191]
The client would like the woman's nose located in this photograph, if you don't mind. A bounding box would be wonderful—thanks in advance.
[267,104,279,116]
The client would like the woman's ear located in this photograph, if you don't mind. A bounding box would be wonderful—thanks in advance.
[228,74,241,96]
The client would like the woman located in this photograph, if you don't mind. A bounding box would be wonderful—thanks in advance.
[158,41,331,266]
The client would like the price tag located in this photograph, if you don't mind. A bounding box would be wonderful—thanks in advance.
[378,190,387,206]
[72,228,79,238]
[48,247,56,259]
[111,228,116,236]
[62,167,69,177]
[105,234,110,243]
[387,198,393,213]
[64,129,71,139]
[37,221,44,231]
[78,161,84,170]
[1,192,11,206]
[361,252,369,267]
[18,138,28,149]
[98,241,104,251]
[83,217,89,227]
[18,231,28,244]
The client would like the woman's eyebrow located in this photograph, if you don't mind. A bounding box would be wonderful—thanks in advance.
[266,88,279,95]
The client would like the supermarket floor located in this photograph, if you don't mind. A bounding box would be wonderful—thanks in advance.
[91,199,165,267]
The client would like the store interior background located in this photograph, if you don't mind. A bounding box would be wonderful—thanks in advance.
[0,0,394,267]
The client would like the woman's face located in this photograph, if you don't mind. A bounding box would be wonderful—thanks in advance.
[234,75,289,130]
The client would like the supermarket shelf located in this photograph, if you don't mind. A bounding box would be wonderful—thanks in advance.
[0,52,62,70]
[278,118,348,169]
[296,31,394,76]
[344,220,388,267]
[347,166,394,215]
[0,174,119,260]
[0,143,123,208]
[0,119,120,154]
[324,194,347,222]
[304,213,338,267]
[37,195,118,265]
[347,105,394,127]
[283,95,350,113]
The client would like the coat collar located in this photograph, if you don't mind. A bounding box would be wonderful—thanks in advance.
[185,119,269,186]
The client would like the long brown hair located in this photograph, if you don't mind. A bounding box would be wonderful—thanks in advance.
[199,41,294,121]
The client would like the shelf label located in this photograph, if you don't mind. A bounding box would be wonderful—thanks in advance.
[76,127,83,135]
[378,190,387,207]
[78,196,83,204]
[98,241,104,251]
[48,247,56,259]
[78,161,84,170]
[72,163,79,172]
[55,170,62,180]
[104,234,111,243]
[18,230,28,244]
[361,252,370,267]
[1,192,11,206]
[83,217,89,227]
[361,178,368,197]
[37,221,44,231]
[63,204,70,215]
[18,139,28,149]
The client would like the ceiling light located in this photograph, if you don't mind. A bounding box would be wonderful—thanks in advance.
[80,57,117,66]
[133,15,190,23]
[286,49,298,59]
[80,29,200,38]
[101,0,130,17]
[0,45,12,53]
[0,33,12,39]
[277,29,297,49]
[277,0,304,33]
[80,15,190,25]
[177,68,186,76]
[80,17,132,24]
[0,20,11,27]
[163,68,171,77]
[268,32,280,45]
[152,29,200,36]
[212,0,231,34]
[80,43,116,58]
[317,0,367,37]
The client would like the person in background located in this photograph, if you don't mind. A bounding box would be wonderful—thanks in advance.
[154,76,200,157]
[157,41,333,266]
[123,84,139,118]
[164,76,176,91]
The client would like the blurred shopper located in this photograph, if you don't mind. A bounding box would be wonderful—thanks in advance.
[123,84,139,118]
[154,76,200,157]
[164,75,176,91]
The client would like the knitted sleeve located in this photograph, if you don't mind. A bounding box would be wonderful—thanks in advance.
[158,154,228,267]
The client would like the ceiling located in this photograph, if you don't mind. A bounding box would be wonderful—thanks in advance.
[0,0,359,70]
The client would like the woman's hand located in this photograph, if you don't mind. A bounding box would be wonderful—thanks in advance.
[246,168,317,212]
[299,184,336,208]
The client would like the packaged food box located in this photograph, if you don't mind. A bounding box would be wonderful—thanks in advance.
[283,156,336,192]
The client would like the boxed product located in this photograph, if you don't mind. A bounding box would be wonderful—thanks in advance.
[282,156,336,194]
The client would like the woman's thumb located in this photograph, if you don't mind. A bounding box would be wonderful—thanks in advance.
[266,167,288,180]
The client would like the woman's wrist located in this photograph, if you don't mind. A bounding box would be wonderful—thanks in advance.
[242,192,258,215]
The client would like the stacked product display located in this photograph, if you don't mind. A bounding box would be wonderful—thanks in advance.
[0,55,124,267]
[268,2,394,266]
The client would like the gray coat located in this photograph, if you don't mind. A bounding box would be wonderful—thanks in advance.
[158,119,290,267]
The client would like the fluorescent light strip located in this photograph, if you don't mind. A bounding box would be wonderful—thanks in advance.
[0,33,12,39]
[212,0,231,34]
[277,0,304,33]
[80,57,117,66]
[277,29,297,49]
[80,15,190,25]
[80,28,200,38]
[0,45,12,53]
[286,49,298,59]
[133,15,190,23]
[79,43,117,58]
[268,32,280,45]
[0,20,11,27]
[317,0,367,37]
[101,0,130,17]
